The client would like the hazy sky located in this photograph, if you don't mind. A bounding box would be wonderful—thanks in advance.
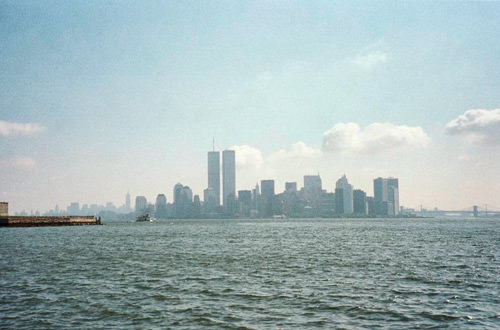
[1,1,500,212]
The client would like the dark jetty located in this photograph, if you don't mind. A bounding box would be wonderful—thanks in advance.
[0,215,102,227]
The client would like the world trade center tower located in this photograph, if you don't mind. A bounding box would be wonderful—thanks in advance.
[207,151,220,206]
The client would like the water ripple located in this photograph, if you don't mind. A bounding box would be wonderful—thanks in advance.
[1,218,500,329]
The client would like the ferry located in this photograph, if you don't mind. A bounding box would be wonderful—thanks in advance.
[136,213,153,222]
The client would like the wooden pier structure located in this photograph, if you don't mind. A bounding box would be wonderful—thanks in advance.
[0,215,102,227]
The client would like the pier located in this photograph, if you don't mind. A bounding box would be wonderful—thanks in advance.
[0,215,102,227]
[0,201,102,227]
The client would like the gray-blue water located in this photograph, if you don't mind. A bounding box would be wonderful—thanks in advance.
[1,218,500,329]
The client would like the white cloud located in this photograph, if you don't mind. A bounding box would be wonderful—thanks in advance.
[323,122,430,154]
[230,145,264,169]
[446,109,500,145]
[0,120,45,137]
[0,157,36,170]
[351,51,387,70]
[268,142,322,162]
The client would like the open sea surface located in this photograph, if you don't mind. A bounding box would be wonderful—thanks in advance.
[1,218,500,329]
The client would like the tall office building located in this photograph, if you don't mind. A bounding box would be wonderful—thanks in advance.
[353,189,367,215]
[252,183,260,214]
[155,194,168,219]
[222,150,236,212]
[203,187,217,213]
[285,182,297,193]
[125,191,131,211]
[260,180,275,217]
[238,190,252,217]
[173,183,193,218]
[135,196,147,213]
[207,151,220,206]
[303,174,323,211]
[335,175,353,214]
[304,175,322,192]
[374,177,399,215]
[173,183,183,205]
[261,180,275,198]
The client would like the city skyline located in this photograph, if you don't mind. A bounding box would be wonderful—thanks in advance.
[1,2,500,212]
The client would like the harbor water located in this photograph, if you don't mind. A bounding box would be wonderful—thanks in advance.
[1,218,499,329]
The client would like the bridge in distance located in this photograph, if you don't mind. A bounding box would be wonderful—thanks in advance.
[416,205,500,218]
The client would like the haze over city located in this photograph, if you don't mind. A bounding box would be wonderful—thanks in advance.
[1,1,500,213]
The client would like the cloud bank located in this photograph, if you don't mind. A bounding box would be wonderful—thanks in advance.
[230,145,264,169]
[446,109,500,145]
[268,142,321,163]
[0,120,45,137]
[323,122,430,154]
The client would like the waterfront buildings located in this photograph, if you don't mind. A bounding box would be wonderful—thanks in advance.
[238,190,252,218]
[174,184,194,218]
[203,187,218,214]
[260,179,275,217]
[374,177,399,216]
[155,194,168,219]
[335,175,354,214]
[135,196,147,214]
[125,191,131,212]
[222,150,236,213]
[173,183,183,205]
[285,182,297,193]
[303,175,323,212]
[353,189,368,215]
[304,175,322,192]
[38,145,403,219]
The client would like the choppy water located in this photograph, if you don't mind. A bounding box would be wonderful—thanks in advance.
[1,218,500,329]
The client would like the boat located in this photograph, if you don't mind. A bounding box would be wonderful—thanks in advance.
[136,213,153,222]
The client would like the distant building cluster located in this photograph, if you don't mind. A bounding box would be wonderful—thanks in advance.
[27,192,134,218]
[131,149,401,219]
[25,148,400,219]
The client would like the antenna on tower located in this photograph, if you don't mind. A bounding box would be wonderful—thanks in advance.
[212,137,215,151]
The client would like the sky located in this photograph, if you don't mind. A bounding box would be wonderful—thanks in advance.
[1,1,500,213]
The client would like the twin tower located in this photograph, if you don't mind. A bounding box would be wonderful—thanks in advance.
[205,150,235,213]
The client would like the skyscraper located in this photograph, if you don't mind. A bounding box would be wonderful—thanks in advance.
[285,182,297,193]
[222,149,236,212]
[261,180,275,198]
[260,179,275,217]
[303,174,323,212]
[238,190,252,217]
[173,183,183,205]
[125,191,131,211]
[135,196,147,214]
[374,177,399,215]
[353,189,367,215]
[207,151,220,206]
[304,175,322,192]
[335,175,353,214]
[173,183,193,218]
[155,194,167,219]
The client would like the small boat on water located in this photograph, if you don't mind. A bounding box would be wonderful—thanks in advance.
[136,213,153,222]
